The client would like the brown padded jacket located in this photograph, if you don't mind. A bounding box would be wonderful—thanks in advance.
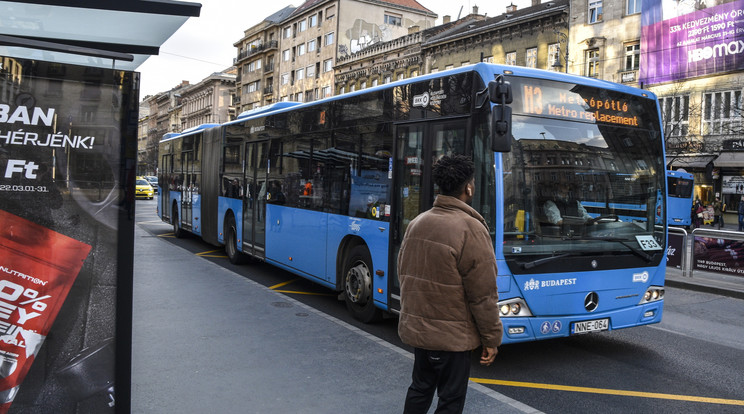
[397,195,503,352]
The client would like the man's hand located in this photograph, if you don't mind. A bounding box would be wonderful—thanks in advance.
[480,346,497,366]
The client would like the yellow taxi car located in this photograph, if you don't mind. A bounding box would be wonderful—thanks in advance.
[135,176,155,199]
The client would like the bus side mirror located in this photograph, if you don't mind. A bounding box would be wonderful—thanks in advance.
[488,79,513,104]
[489,77,513,152]
[492,105,512,152]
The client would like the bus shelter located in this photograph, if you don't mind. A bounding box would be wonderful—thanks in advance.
[0,1,200,412]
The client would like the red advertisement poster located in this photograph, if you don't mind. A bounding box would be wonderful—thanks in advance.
[0,210,92,412]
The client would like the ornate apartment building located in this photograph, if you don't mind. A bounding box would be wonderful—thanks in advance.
[233,0,436,112]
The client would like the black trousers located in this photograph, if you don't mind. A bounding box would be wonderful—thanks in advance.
[403,348,471,414]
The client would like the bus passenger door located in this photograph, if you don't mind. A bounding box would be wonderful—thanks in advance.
[391,121,468,307]
[182,151,193,229]
[243,141,269,258]
[160,154,172,221]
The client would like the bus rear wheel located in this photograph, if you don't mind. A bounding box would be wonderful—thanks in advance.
[225,215,247,265]
[343,245,382,323]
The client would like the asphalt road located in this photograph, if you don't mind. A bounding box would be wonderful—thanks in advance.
[135,198,744,413]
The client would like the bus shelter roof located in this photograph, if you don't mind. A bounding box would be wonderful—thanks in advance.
[0,0,200,71]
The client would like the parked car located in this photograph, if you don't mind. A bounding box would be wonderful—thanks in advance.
[144,175,158,187]
[135,177,154,199]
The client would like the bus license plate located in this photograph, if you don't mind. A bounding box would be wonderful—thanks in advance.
[571,318,609,334]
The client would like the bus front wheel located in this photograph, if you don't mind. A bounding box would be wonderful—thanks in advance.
[225,215,247,265]
[343,245,382,323]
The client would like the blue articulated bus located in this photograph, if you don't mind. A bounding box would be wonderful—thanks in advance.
[158,63,667,343]
[666,170,694,227]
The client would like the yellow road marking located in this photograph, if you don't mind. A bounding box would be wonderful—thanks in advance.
[269,278,301,290]
[273,290,335,296]
[196,249,225,257]
[469,378,744,406]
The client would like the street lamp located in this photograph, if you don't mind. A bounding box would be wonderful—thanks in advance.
[552,30,569,73]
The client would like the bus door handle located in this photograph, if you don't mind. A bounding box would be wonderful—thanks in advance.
[378,227,386,232]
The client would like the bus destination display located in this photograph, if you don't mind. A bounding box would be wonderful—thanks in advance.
[509,77,646,127]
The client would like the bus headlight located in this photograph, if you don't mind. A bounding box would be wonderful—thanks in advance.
[497,298,533,317]
[639,286,665,304]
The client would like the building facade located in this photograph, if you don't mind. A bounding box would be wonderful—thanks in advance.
[180,70,237,130]
[233,6,296,113]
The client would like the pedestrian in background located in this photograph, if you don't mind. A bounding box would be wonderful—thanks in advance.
[692,197,703,229]
[738,195,744,231]
[397,154,503,414]
[713,197,724,229]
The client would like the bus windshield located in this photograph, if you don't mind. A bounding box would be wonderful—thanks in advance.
[501,77,665,273]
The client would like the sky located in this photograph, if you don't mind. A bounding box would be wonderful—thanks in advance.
[137,0,532,99]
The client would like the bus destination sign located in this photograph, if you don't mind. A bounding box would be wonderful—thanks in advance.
[509,77,645,127]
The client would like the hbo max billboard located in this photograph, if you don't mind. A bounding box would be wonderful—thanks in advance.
[641,0,744,84]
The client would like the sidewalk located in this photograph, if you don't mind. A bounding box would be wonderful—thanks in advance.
[130,224,539,414]
[666,215,744,300]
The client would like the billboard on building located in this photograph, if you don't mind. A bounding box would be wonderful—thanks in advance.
[640,0,744,84]
[0,56,136,412]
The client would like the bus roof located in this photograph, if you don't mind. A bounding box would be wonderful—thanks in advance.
[160,123,220,142]
[222,62,658,126]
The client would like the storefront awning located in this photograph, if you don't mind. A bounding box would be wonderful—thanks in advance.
[0,0,200,71]
[713,151,744,168]
[667,154,717,168]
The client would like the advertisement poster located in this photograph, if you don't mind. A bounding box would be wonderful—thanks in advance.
[666,232,684,268]
[0,56,136,412]
[693,235,744,276]
[640,0,744,84]
[722,175,744,194]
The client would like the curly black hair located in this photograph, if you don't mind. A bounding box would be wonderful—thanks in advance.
[432,154,474,196]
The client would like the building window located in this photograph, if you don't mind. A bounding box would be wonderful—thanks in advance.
[589,0,603,23]
[526,47,537,68]
[247,59,262,72]
[371,78,378,87]
[385,13,402,26]
[702,90,743,135]
[282,49,290,62]
[281,72,289,85]
[361,80,367,89]
[445,64,454,70]
[384,75,391,84]
[660,95,690,137]
[625,43,640,71]
[308,39,316,52]
[482,56,494,63]
[307,64,315,78]
[309,14,318,27]
[297,43,306,56]
[322,86,331,98]
[296,91,304,102]
[324,32,334,46]
[627,0,641,15]
[585,49,600,77]
[397,72,404,80]
[247,81,260,93]
[323,58,333,72]
[283,26,291,39]
[505,51,516,66]
[431,68,439,73]
[298,19,307,32]
[296,68,304,80]
[548,43,561,71]
[326,5,335,19]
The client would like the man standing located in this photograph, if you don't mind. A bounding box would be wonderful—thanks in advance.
[738,196,744,231]
[713,197,724,229]
[398,155,503,414]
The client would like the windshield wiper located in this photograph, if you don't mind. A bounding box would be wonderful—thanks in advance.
[563,235,654,262]
[521,253,573,270]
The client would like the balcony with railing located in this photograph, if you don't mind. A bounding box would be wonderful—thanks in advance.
[234,40,279,64]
